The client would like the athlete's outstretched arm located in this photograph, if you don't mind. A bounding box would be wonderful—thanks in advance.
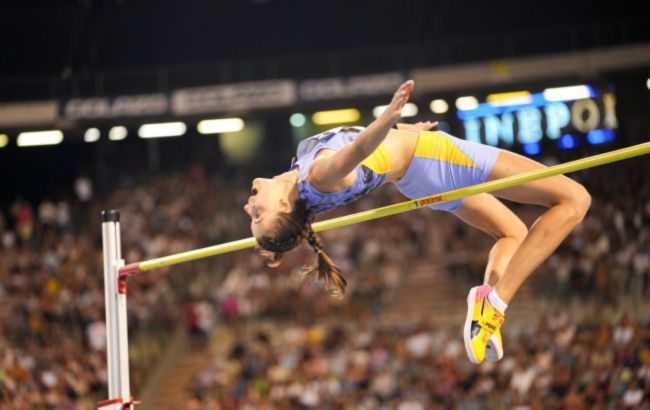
[308,80,414,188]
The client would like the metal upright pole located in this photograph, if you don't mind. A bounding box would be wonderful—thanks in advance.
[98,210,135,409]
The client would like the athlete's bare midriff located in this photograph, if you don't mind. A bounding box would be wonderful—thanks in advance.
[382,129,420,182]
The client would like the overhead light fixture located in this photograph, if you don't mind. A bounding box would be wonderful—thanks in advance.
[429,99,449,114]
[17,130,63,147]
[108,126,128,141]
[401,103,418,117]
[84,128,100,143]
[558,134,576,150]
[0,134,8,148]
[543,85,595,102]
[138,122,186,139]
[197,118,245,134]
[586,128,616,145]
[646,78,650,90]
[372,103,418,118]
[487,91,530,102]
[290,113,306,128]
[455,96,479,111]
[487,91,532,107]
[522,142,541,156]
[312,108,360,125]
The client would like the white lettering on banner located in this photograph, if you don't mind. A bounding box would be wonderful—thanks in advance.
[517,107,543,144]
[171,80,296,115]
[571,99,600,133]
[110,95,168,117]
[60,73,406,120]
[65,98,110,119]
[461,96,617,147]
[544,103,571,139]
[464,118,481,143]
[603,93,618,129]
[64,94,168,119]
[299,72,405,101]
[484,113,514,146]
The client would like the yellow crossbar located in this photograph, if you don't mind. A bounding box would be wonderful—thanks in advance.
[127,142,649,273]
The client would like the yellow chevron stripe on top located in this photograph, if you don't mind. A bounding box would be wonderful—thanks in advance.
[360,142,391,174]
[414,131,477,168]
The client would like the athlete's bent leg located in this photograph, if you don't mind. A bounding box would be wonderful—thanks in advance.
[453,193,528,286]
[462,150,590,364]
[487,150,591,303]
[454,193,528,362]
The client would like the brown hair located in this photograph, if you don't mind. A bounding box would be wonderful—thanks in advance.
[255,191,347,299]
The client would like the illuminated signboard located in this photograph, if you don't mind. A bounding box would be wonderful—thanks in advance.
[457,85,618,154]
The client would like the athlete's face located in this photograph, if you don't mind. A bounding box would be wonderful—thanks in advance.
[244,175,294,238]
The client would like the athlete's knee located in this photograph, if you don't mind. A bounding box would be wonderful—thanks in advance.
[572,184,591,217]
[508,219,528,243]
[489,217,527,243]
[564,183,591,223]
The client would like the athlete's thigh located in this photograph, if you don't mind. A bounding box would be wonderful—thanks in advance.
[454,193,527,240]
[487,150,585,208]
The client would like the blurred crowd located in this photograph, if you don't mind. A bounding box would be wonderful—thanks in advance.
[0,165,424,408]
[189,306,649,409]
[189,157,649,409]
[0,153,648,408]
[0,167,231,408]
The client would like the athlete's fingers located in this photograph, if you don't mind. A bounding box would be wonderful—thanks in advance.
[417,121,438,130]
[392,80,414,102]
[383,80,415,121]
[400,79,415,94]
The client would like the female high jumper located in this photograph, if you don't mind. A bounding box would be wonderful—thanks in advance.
[244,80,591,364]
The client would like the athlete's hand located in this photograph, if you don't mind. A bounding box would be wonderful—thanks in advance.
[381,80,415,123]
[396,121,438,132]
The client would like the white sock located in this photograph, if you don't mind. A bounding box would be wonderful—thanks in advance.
[488,289,508,312]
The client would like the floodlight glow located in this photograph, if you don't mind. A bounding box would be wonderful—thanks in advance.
[587,129,616,145]
[290,113,306,127]
[455,96,479,111]
[487,91,532,107]
[401,103,418,117]
[522,142,541,155]
[372,103,418,118]
[558,134,576,149]
[197,118,244,134]
[0,134,8,148]
[487,91,530,101]
[372,105,387,118]
[109,126,128,141]
[17,130,63,147]
[138,122,186,138]
[84,128,100,143]
[543,85,595,102]
[312,109,360,125]
[429,99,449,114]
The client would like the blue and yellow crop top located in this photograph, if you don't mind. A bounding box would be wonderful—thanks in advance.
[290,127,391,214]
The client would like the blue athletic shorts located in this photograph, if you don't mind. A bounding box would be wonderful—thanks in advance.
[393,131,501,211]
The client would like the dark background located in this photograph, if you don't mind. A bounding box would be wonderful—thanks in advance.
[1,0,649,205]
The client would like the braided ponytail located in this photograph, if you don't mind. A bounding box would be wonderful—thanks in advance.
[256,247,284,267]
[300,221,347,299]
[255,218,302,268]
[253,186,346,299]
